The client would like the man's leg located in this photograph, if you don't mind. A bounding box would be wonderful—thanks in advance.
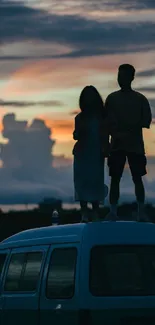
[109,176,121,215]
[105,151,125,221]
[132,176,145,219]
[80,200,88,222]
[91,201,100,221]
[92,201,99,212]
[128,153,147,221]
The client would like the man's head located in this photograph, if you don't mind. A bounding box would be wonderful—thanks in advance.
[118,64,135,89]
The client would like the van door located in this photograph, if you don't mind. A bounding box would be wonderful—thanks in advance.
[1,245,49,325]
[40,243,80,325]
[81,244,155,325]
[0,250,10,325]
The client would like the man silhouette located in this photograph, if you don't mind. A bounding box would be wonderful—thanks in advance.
[105,64,152,221]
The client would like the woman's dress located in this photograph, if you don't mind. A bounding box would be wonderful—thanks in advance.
[73,116,108,202]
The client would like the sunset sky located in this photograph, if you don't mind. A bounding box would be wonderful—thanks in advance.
[1,0,155,159]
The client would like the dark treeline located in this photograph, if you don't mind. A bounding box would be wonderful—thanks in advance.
[0,203,154,242]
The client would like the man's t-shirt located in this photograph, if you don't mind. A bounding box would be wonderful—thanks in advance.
[105,89,152,154]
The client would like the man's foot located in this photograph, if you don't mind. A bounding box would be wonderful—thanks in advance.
[81,209,90,223]
[137,213,149,222]
[81,214,89,223]
[92,211,100,222]
[104,212,118,222]
[137,204,149,222]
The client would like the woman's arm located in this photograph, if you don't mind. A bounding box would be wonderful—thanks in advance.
[73,114,85,140]
[101,118,110,157]
[73,115,80,140]
[73,129,78,140]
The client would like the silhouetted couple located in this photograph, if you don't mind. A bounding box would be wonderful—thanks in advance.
[73,64,152,222]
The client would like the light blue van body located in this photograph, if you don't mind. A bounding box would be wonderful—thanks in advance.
[0,221,155,325]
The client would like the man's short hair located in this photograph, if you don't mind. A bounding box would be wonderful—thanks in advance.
[119,64,135,78]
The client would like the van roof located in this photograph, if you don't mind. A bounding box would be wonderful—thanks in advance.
[1,221,155,249]
[0,223,85,248]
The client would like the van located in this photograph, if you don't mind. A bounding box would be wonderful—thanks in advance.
[0,221,155,325]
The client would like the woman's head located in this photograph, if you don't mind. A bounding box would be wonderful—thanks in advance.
[79,85,105,117]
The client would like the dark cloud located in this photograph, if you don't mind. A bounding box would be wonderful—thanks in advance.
[0,112,154,204]
[135,87,155,93]
[0,112,73,203]
[0,0,155,59]
[110,0,155,10]
[0,61,24,78]
[0,56,57,61]
[131,93,155,117]
[0,99,63,108]
[149,99,155,118]
[97,0,155,11]
[76,0,155,12]
[72,87,155,119]
[70,109,80,115]
[149,99,155,119]
[149,99,155,107]
[43,0,155,12]
[1,113,55,179]
[137,68,155,77]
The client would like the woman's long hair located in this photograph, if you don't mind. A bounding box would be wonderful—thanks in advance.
[79,85,106,118]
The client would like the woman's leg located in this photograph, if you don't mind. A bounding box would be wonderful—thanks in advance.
[92,201,99,211]
[80,201,88,222]
[80,200,87,211]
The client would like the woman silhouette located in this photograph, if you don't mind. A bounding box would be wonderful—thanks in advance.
[73,86,109,222]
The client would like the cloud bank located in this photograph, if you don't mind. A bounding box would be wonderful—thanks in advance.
[0,0,155,204]
[1,0,155,60]
[0,99,63,108]
[0,113,73,203]
[0,113,154,204]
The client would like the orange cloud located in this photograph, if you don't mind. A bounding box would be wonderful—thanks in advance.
[0,109,5,131]
[43,117,74,142]
[0,54,135,97]
[53,140,74,158]
[70,109,80,115]
[39,115,155,158]
[2,50,154,100]
[53,155,72,168]
[37,114,75,157]
[144,126,155,156]
[0,111,154,159]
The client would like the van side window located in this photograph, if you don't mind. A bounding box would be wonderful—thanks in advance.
[0,254,7,277]
[90,246,145,296]
[46,248,77,299]
[4,253,25,291]
[20,252,43,291]
[4,252,43,292]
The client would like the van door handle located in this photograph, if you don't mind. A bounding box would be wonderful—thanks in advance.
[56,304,61,309]
[55,304,62,313]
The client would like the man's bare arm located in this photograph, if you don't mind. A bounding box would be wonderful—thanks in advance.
[141,96,152,129]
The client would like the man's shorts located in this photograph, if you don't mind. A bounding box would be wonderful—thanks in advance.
[108,150,147,178]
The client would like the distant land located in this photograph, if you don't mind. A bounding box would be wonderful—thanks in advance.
[0,203,79,213]
[1,198,154,214]
[0,191,154,205]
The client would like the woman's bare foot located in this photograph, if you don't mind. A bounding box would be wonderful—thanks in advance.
[81,214,89,223]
